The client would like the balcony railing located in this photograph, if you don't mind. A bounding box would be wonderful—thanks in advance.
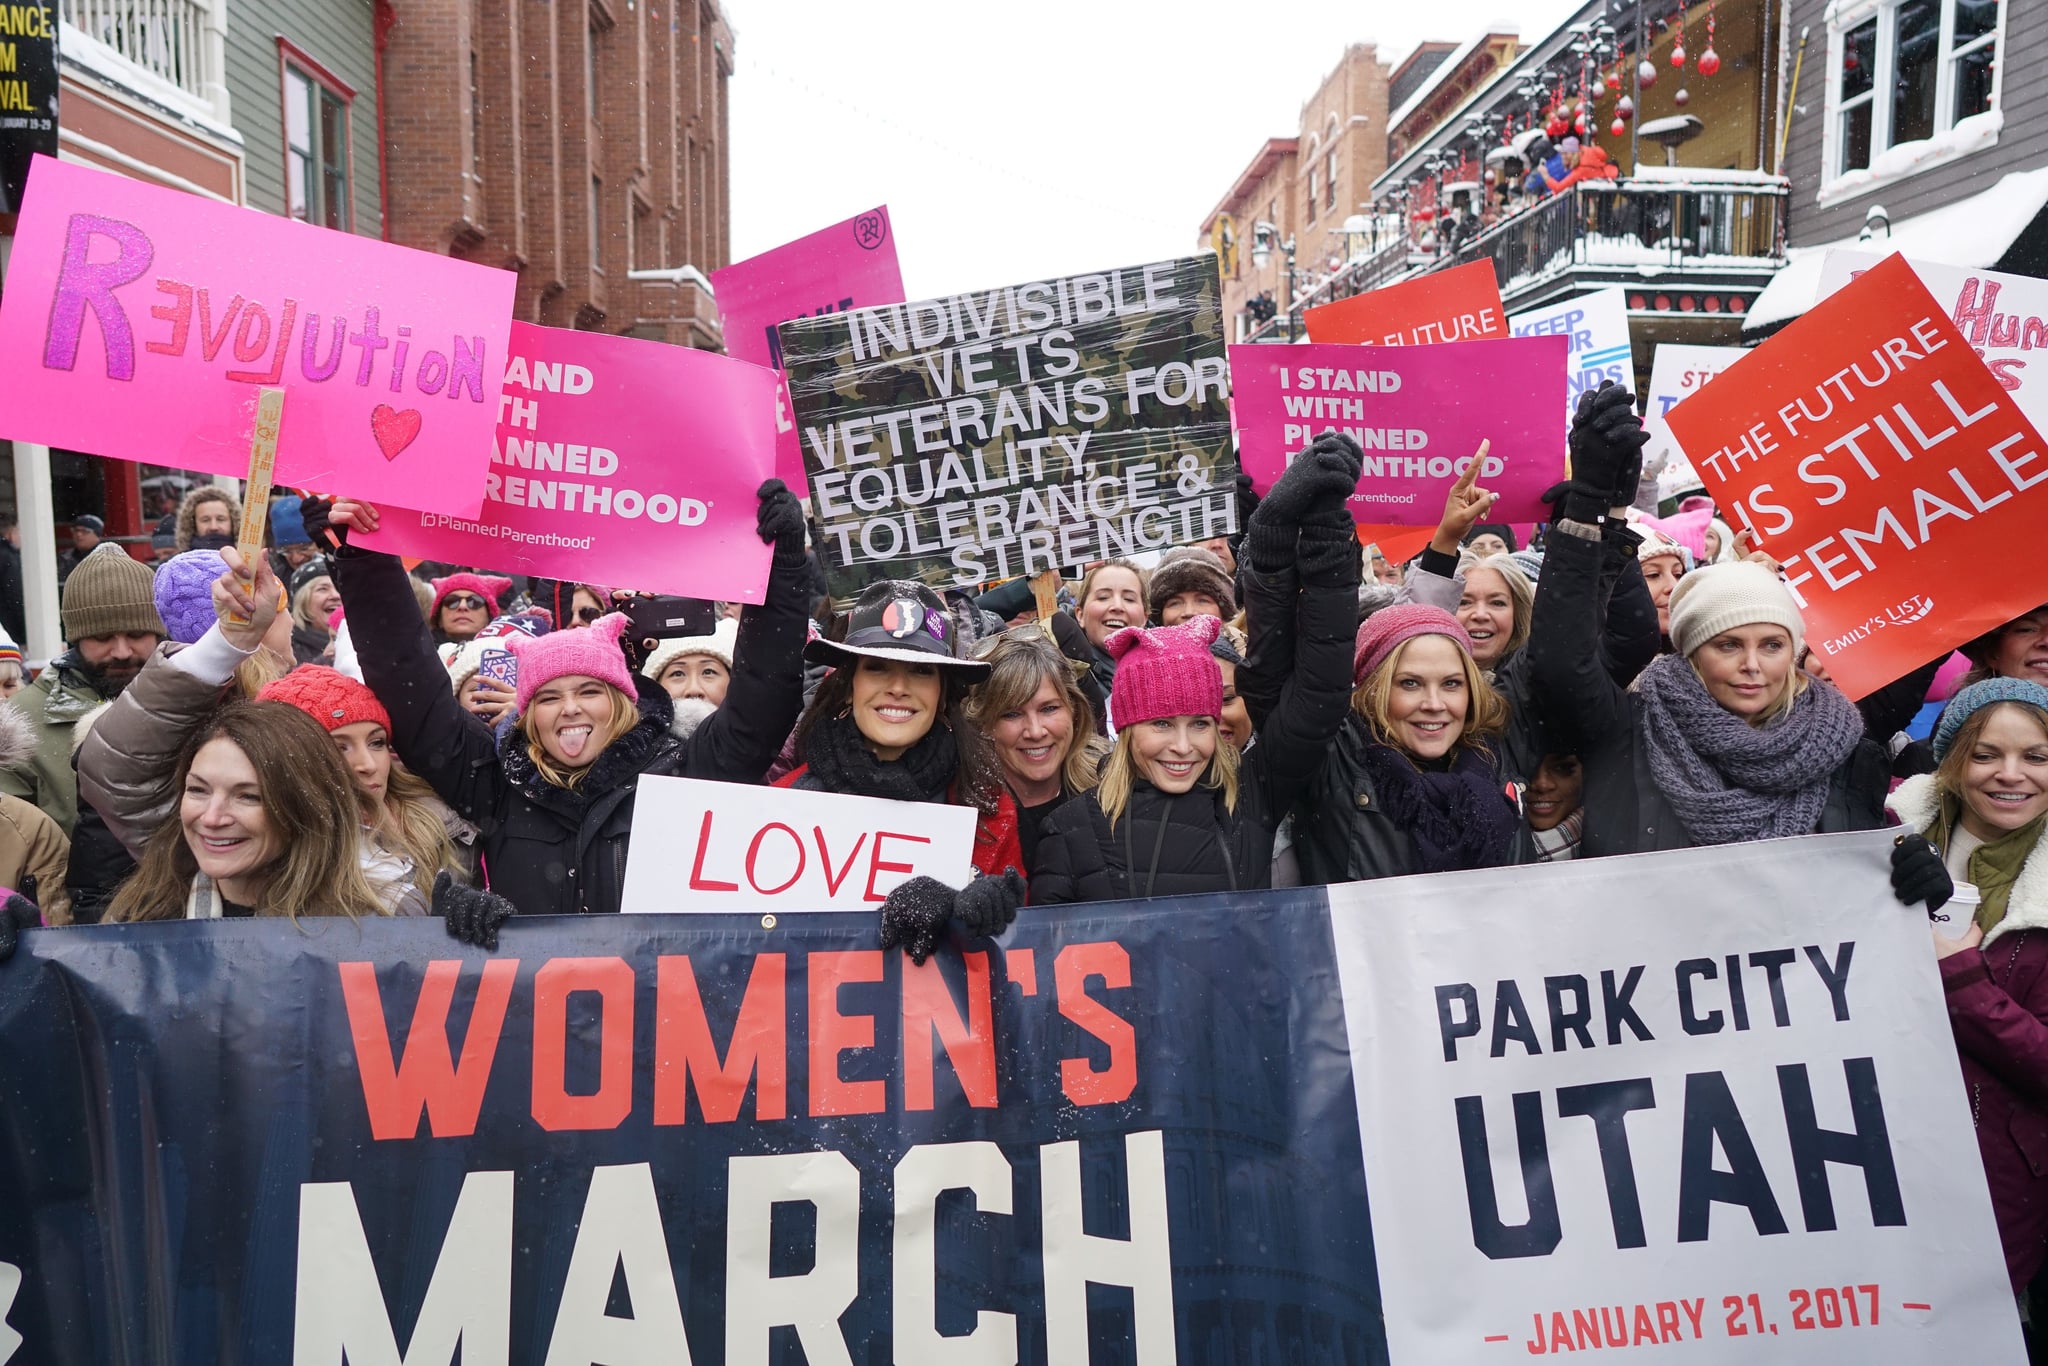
[1417,177,1789,301]
[64,0,213,97]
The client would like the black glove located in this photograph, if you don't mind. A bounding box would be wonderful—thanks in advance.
[1890,834,1954,912]
[1047,610,1095,665]
[1567,382,1650,508]
[1233,470,1260,526]
[299,494,344,550]
[1542,477,1613,528]
[955,868,1025,940]
[756,479,806,565]
[879,875,956,966]
[433,871,518,950]
[0,892,40,965]
[1253,432,1364,530]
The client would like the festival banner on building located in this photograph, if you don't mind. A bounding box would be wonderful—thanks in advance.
[0,2,58,218]
[0,836,2020,1363]
[0,155,515,517]
[1510,286,1634,432]
[1819,250,2048,432]
[1663,254,2048,700]
[1643,343,1746,497]
[778,254,1236,600]
[1229,336,1567,524]
[1335,830,2020,1365]
[711,206,908,495]
[356,322,779,603]
[1303,259,1508,347]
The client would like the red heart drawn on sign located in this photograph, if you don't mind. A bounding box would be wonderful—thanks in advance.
[370,405,423,460]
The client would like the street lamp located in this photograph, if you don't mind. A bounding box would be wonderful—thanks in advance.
[1251,220,1298,342]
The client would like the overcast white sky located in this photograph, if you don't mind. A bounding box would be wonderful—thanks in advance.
[724,0,1583,300]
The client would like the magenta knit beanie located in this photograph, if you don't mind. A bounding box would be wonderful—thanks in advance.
[506,611,637,713]
[430,572,513,619]
[1353,603,1473,685]
[1106,615,1224,728]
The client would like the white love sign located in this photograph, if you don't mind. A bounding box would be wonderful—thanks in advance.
[620,774,978,913]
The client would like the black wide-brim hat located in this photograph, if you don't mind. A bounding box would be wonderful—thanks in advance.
[804,580,992,678]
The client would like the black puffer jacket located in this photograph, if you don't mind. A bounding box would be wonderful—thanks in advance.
[1525,524,1887,857]
[333,542,809,916]
[1031,514,1360,905]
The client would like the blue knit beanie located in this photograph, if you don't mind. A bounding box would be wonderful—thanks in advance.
[154,549,229,644]
[1933,677,2048,761]
[270,495,309,548]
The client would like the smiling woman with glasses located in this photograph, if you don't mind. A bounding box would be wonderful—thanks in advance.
[428,573,512,646]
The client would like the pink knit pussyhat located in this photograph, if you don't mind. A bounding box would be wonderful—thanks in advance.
[1106,614,1224,729]
[430,572,514,619]
[505,611,637,713]
[1353,603,1473,685]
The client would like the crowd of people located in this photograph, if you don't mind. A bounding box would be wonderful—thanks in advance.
[0,385,2044,1316]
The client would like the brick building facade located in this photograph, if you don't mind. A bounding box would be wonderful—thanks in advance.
[1200,44,1393,340]
[378,0,733,349]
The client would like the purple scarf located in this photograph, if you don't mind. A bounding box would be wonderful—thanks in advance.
[1357,742,1520,874]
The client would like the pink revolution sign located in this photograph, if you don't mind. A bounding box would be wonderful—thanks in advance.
[0,155,514,516]
[359,322,781,603]
[711,206,906,493]
[1230,337,1569,524]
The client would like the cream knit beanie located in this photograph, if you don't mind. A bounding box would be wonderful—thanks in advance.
[1667,561,1805,660]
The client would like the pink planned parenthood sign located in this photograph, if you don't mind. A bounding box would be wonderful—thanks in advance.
[1230,337,1569,524]
[358,322,781,603]
[0,155,513,517]
[711,206,906,494]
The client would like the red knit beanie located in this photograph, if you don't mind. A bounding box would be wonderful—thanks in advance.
[258,665,393,733]
[1353,604,1473,686]
[430,573,513,619]
[1106,615,1224,728]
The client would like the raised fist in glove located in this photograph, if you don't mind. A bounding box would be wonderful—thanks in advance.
[1890,833,1953,912]
[1568,382,1650,507]
[956,868,1025,940]
[880,875,956,966]
[756,478,806,564]
[1254,431,1364,530]
[434,871,518,951]
[0,892,40,964]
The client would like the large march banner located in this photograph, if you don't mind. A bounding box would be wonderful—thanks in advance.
[0,835,2022,1363]
[777,255,1237,599]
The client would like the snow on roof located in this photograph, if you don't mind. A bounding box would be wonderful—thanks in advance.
[1745,164,2048,332]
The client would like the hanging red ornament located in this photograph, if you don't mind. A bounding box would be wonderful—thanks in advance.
[1638,58,1659,88]
[1671,4,1689,67]
[1592,74,1609,98]
[1575,114,1587,134]
[1611,117,1627,137]
[1617,95,1636,119]
[1697,46,1720,76]
[1674,86,1691,106]
[1671,42,1686,67]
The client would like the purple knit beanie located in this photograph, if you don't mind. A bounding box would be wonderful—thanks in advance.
[505,611,637,713]
[153,549,230,644]
[1106,615,1224,728]
[1353,603,1473,685]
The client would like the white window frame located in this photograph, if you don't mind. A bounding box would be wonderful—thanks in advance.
[1819,0,2006,206]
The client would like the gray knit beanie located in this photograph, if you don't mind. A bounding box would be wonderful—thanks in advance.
[61,544,166,643]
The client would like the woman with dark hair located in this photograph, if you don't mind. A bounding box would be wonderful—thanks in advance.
[308,484,811,938]
[963,627,1108,867]
[427,573,513,646]
[778,580,1026,961]
[106,701,388,921]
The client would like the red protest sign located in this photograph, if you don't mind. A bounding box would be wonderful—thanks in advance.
[1304,260,1507,347]
[1664,253,2048,700]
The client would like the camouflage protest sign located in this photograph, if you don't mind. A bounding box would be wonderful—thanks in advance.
[779,255,1236,599]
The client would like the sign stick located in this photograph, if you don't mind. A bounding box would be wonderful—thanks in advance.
[1030,569,1062,622]
[236,387,286,563]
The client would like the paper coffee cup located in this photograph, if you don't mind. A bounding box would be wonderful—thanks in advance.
[1930,882,1982,940]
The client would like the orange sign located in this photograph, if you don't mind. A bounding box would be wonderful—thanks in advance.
[1305,260,1507,347]
[1664,254,2048,700]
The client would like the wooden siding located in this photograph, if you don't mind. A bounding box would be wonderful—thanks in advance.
[223,0,382,235]
[1781,0,2048,245]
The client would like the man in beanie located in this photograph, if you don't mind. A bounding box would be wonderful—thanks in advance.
[267,495,319,580]
[57,514,105,585]
[1148,545,1238,626]
[1,543,166,832]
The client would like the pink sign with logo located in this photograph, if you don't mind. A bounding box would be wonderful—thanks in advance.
[1230,337,1568,524]
[711,205,906,494]
[0,155,514,516]
[358,322,781,603]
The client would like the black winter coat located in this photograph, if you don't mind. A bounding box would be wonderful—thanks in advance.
[1525,526,1888,857]
[332,543,810,916]
[1032,515,1360,905]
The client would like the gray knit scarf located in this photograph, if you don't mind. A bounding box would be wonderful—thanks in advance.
[1633,653,1863,846]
